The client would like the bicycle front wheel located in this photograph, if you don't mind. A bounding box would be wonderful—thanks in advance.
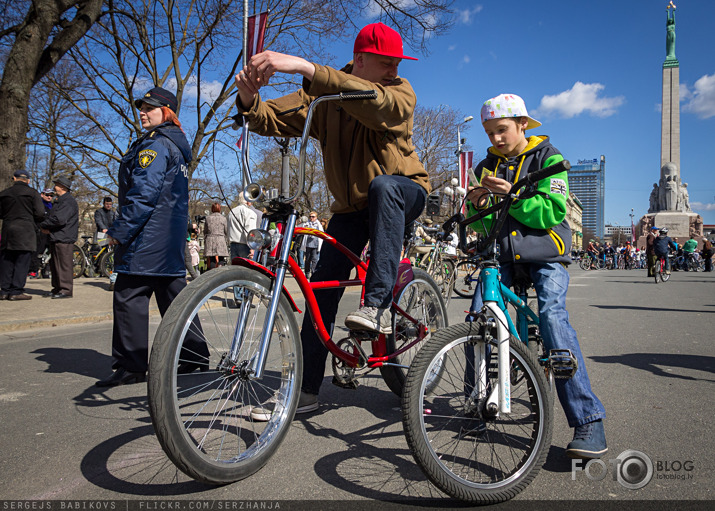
[454,260,479,298]
[579,258,589,270]
[72,245,86,279]
[99,250,114,278]
[381,268,448,397]
[402,321,553,504]
[148,266,302,485]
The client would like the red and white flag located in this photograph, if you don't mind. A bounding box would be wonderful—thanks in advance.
[459,151,473,213]
[246,11,268,61]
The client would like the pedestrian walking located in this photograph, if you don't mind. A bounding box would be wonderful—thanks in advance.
[203,202,229,270]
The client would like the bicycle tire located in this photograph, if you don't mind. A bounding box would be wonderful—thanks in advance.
[435,258,456,304]
[381,268,448,397]
[402,321,553,504]
[454,260,480,298]
[661,263,671,282]
[654,260,661,283]
[99,250,114,278]
[72,245,86,279]
[148,266,302,485]
[579,258,589,271]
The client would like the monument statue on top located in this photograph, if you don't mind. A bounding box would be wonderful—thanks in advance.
[639,2,703,243]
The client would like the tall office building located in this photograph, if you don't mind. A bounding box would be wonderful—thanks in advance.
[568,156,605,240]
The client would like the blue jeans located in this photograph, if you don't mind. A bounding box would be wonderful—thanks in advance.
[468,262,606,427]
[300,175,427,395]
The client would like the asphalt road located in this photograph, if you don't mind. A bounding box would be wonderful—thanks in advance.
[0,267,713,507]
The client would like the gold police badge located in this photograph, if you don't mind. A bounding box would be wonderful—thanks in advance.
[138,149,157,168]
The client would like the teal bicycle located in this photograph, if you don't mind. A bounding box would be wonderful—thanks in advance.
[401,160,577,504]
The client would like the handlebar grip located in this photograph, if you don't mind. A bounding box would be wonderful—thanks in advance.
[524,159,571,186]
[339,90,378,101]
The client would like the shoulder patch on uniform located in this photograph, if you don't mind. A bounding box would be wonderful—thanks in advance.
[138,149,157,168]
[550,178,567,196]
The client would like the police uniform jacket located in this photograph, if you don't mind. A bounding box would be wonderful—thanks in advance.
[0,181,46,251]
[108,122,192,277]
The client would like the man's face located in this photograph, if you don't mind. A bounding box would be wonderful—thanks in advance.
[482,118,529,157]
[353,53,401,86]
[53,184,66,196]
[103,201,113,210]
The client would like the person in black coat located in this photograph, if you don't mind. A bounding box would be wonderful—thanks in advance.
[39,176,79,298]
[0,170,46,300]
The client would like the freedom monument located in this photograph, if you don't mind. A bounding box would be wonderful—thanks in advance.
[639,2,704,243]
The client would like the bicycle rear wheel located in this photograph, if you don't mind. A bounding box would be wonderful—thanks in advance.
[454,260,479,298]
[72,245,86,279]
[381,268,448,397]
[148,266,302,484]
[660,262,671,282]
[402,321,553,504]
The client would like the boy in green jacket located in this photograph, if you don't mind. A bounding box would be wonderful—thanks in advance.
[466,94,607,459]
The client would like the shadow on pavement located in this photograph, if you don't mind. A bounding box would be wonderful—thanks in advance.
[32,347,113,379]
[590,353,715,382]
[591,304,714,314]
[80,424,213,496]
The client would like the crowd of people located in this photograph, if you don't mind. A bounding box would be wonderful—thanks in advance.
[579,231,713,273]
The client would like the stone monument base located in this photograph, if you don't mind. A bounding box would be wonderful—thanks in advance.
[637,212,704,249]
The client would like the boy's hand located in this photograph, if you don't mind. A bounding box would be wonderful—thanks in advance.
[466,175,512,208]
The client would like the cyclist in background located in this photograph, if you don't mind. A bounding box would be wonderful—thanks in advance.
[682,236,698,270]
[653,227,677,274]
[586,239,599,269]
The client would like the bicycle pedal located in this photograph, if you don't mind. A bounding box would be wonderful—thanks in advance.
[332,375,359,390]
[548,349,578,379]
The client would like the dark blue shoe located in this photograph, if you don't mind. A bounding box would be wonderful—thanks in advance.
[566,419,608,459]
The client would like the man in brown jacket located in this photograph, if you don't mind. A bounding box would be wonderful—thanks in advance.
[235,22,429,413]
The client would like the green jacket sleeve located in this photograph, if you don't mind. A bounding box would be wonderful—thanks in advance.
[509,153,567,229]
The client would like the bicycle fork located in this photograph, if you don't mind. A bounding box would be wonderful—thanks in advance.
[226,213,298,380]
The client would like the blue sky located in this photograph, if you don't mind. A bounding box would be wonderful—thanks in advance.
[322,0,715,227]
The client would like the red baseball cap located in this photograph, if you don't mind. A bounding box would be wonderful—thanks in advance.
[353,23,417,61]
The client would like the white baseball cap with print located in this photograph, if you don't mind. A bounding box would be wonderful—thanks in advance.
[480,93,542,130]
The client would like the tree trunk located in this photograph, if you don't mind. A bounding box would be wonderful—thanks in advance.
[0,0,103,184]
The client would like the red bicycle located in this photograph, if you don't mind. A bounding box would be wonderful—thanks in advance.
[654,252,672,283]
[147,91,448,485]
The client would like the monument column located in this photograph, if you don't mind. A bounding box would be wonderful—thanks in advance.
[660,2,680,172]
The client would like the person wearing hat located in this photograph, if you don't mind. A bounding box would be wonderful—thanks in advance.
[0,170,46,300]
[39,175,79,299]
[465,93,607,460]
[96,86,208,387]
[235,22,430,414]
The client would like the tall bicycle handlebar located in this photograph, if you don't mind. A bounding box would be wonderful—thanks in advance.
[240,90,378,204]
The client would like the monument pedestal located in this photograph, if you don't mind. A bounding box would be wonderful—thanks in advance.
[637,212,701,249]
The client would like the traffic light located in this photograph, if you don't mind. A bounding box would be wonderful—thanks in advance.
[426,193,441,216]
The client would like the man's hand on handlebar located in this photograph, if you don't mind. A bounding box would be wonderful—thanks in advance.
[235,51,317,109]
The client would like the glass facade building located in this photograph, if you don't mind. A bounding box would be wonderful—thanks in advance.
[568,156,605,241]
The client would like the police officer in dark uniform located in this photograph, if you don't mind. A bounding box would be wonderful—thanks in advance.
[96,87,208,387]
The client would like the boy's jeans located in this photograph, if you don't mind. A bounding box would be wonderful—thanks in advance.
[300,175,426,395]
[468,261,606,427]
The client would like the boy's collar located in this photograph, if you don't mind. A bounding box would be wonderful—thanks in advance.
[489,135,547,159]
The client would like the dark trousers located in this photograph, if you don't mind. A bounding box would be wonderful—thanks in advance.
[111,273,209,373]
[50,242,74,296]
[300,175,427,395]
[230,242,251,261]
[304,246,320,277]
[0,249,32,295]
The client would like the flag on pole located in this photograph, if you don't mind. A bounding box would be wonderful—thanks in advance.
[246,11,268,61]
[459,151,473,213]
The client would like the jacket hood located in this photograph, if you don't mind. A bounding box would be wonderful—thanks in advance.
[150,123,193,163]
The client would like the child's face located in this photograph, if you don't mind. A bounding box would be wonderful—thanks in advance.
[483,118,529,157]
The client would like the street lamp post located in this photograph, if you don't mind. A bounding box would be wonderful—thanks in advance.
[454,115,474,208]
[629,208,635,245]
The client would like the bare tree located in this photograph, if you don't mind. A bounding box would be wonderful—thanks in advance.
[0,0,104,183]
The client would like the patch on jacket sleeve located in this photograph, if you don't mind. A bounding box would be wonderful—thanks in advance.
[550,178,567,196]
[138,149,158,168]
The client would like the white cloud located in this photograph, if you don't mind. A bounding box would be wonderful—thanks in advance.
[165,77,224,103]
[458,5,484,24]
[691,201,715,212]
[682,73,715,119]
[448,44,457,51]
[534,82,625,119]
[462,55,470,64]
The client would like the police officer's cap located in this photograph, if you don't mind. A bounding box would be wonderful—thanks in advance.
[134,87,178,113]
